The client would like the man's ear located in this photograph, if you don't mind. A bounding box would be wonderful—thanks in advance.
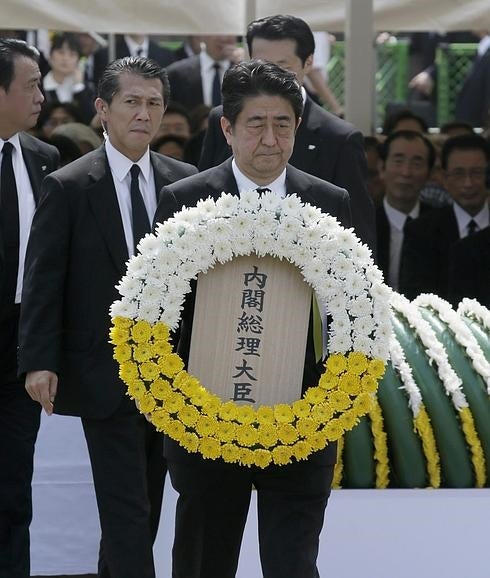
[303,54,314,76]
[94,97,108,121]
[220,116,233,146]
[295,116,302,133]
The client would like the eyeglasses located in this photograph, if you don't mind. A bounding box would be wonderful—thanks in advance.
[446,168,487,181]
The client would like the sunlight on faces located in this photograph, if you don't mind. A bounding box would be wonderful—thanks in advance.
[221,94,300,185]
[0,55,44,138]
[444,149,489,216]
[380,138,431,212]
[250,38,312,86]
[95,72,165,161]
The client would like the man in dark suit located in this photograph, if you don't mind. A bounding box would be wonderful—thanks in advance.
[93,34,176,88]
[166,35,237,113]
[448,225,490,308]
[0,38,59,578]
[154,60,351,578]
[376,130,435,292]
[401,133,489,301]
[199,15,375,251]
[18,57,196,578]
[455,31,490,128]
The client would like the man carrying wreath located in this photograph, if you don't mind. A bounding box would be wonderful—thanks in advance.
[155,60,352,578]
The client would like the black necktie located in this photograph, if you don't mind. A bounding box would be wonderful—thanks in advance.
[0,142,20,303]
[130,164,151,253]
[403,215,413,233]
[256,187,271,194]
[467,219,478,237]
[212,62,222,107]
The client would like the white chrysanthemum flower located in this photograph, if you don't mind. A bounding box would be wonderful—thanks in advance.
[255,209,277,233]
[260,190,283,213]
[206,219,234,241]
[116,276,143,299]
[231,235,254,256]
[138,233,161,258]
[336,228,358,252]
[239,189,260,211]
[344,271,368,296]
[172,207,201,226]
[110,299,138,319]
[297,223,323,248]
[254,235,276,257]
[281,194,303,216]
[195,197,219,219]
[353,315,375,336]
[213,239,234,263]
[329,333,351,354]
[331,313,351,335]
[353,334,372,355]
[301,203,323,225]
[215,192,240,216]
[352,242,373,264]
[126,256,150,280]
[348,294,372,317]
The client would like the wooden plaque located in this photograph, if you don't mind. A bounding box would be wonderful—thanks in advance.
[187,256,312,407]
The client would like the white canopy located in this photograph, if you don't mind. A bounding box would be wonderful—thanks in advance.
[2,0,490,34]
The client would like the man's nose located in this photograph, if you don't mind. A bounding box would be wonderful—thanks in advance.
[261,124,277,146]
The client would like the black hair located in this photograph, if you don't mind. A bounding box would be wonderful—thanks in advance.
[0,37,39,91]
[441,134,489,170]
[37,101,83,129]
[98,56,170,106]
[382,108,428,135]
[246,14,315,65]
[50,33,82,57]
[379,130,436,170]
[440,121,474,136]
[222,59,303,127]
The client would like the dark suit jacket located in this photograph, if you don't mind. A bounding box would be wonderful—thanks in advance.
[0,133,59,312]
[93,37,177,86]
[400,205,460,301]
[18,145,196,418]
[376,201,433,290]
[165,54,205,112]
[198,98,375,250]
[448,225,490,308]
[455,47,490,127]
[154,158,352,465]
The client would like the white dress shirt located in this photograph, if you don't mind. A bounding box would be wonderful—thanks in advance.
[43,71,85,102]
[383,197,421,290]
[105,138,157,256]
[1,134,36,303]
[453,201,489,239]
[124,35,149,58]
[231,159,286,198]
[200,50,230,107]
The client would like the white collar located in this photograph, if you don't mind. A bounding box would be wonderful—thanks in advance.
[453,200,489,231]
[0,132,21,154]
[478,35,490,57]
[43,70,76,91]
[200,49,229,71]
[124,35,149,57]
[383,196,420,231]
[231,158,287,197]
[104,136,151,183]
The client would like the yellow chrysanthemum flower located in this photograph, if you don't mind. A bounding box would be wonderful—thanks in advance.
[113,316,133,330]
[304,386,326,404]
[219,401,238,422]
[272,446,292,465]
[180,431,199,453]
[296,417,318,437]
[367,358,386,379]
[138,393,156,414]
[127,380,146,400]
[221,443,241,463]
[167,418,186,440]
[326,353,348,375]
[113,343,132,363]
[292,399,311,418]
[253,449,272,468]
[201,396,221,417]
[339,410,358,431]
[165,392,185,413]
[309,430,328,451]
[273,403,295,423]
[190,386,211,407]
[178,405,200,427]
[239,448,255,467]
[150,378,172,400]
[324,418,343,441]
[109,326,130,345]
[311,403,334,423]
[360,374,378,393]
[217,422,237,442]
[131,320,152,343]
[235,404,256,425]
[347,351,368,375]
[133,343,154,363]
[328,390,352,412]
[199,437,221,460]
[257,424,279,447]
[152,323,170,341]
[352,392,373,415]
[256,406,275,424]
[159,353,184,378]
[236,424,259,447]
[318,371,338,390]
[120,361,139,383]
[338,373,361,395]
[277,423,298,445]
[151,409,171,430]
[195,416,218,437]
[291,440,310,461]
[139,361,160,381]
[152,340,173,357]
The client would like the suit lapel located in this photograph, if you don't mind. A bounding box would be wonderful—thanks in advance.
[290,97,322,175]
[19,133,50,204]
[151,152,172,202]
[86,147,129,277]
[208,158,239,197]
